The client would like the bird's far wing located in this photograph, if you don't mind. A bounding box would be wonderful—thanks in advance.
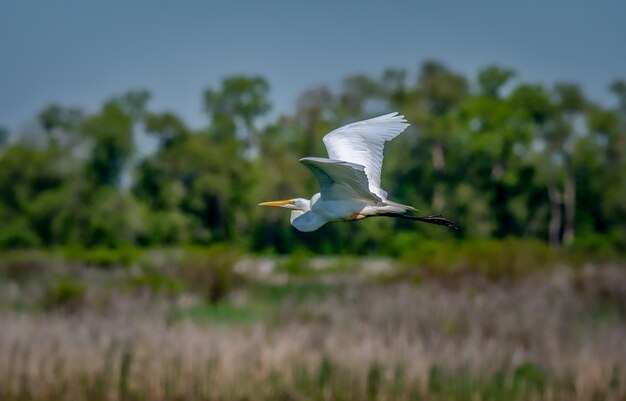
[299,157,382,203]
[322,112,409,198]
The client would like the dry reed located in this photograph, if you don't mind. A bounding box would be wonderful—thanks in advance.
[0,265,624,401]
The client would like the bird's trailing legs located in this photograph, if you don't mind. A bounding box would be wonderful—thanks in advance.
[348,213,368,220]
[369,212,460,230]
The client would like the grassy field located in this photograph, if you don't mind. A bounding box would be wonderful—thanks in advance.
[0,248,625,401]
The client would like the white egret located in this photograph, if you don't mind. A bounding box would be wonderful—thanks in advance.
[259,112,458,232]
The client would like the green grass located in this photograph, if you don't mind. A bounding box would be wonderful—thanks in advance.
[173,280,341,325]
[426,364,550,401]
[1,262,625,401]
[250,280,338,303]
[174,301,267,324]
[62,246,143,268]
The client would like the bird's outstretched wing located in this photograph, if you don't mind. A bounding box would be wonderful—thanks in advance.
[322,112,409,198]
[299,157,381,203]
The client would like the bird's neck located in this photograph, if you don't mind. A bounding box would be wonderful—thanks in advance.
[289,196,315,226]
[290,210,306,225]
[310,193,321,207]
[290,209,328,232]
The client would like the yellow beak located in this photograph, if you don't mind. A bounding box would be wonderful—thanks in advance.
[258,199,295,207]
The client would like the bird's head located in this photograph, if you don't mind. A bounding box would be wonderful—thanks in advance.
[258,198,310,211]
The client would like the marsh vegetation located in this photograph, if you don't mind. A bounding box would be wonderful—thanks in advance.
[2,60,625,400]
[0,248,624,401]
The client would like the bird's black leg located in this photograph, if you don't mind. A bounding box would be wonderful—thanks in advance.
[370,212,460,230]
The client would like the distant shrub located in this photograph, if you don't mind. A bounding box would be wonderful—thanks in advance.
[573,266,626,318]
[0,221,41,250]
[428,364,549,400]
[0,251,49,282]
[277,249,313,275]
[44,276,86,312]
[178,245,241,303]
[142,210,191,245]
[63,246,141,268]
[461,238,557,278]
[571,231,625,265]
[400,238,558,280]
[127,265,183,296]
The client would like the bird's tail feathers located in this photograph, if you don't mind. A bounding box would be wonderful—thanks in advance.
[383,200,419,213]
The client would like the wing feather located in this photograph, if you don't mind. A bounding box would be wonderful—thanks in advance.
[299,157,381,203]
[322,112,409,198]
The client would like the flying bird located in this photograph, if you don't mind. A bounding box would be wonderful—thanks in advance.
[259,112,458,232]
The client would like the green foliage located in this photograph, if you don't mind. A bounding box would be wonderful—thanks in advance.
[38,104,84,133]
[44,276,86,312]
[428,364,550,400]
[0,66,624,255]
[174,301,265,325]
[0,143,67,215]
[366,361,383,400]
[276,248,313,275]
[399,238,558,280]
[63,246,141,268]
[0,220,41,249]
[79,190,147,248]
[173,279,340,325]
[82,101,134,187]
[127,265,183,296]
[0,250,49,282]
[0,126,8,147]
[142,210,191,245]
[204,75,271,131]
[111,89,151,122]
[144,111,189,148]
[177,245,241,303]
[478,65,516,97]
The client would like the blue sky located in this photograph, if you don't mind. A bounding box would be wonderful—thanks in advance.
[1,0,625,133]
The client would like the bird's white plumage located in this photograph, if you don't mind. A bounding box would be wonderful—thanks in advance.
[299,157,381,203]
[322,112,409,198]
[257,112,454,233]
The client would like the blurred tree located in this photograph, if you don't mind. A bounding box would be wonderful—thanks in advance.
[460,65,527,237]
[0,66,624,254]
[609,80,626,168]
[80,188,146,247]
[39,104,84,132]
[81,101,134,187]
[553,83,587,245]
[417,60,468,211]
[381,68,408,100]
[477,65,516,98]
[144,111,189,149]
[204,75,271,153]
[293,86,335,157]
[111,89,151,122]
[337,74,384,118]
[0,142,71,247]
[510,84,563,245]
[0,126,8,149]
[601,80,626,245]
[38,104,86,152]
[134,76,269,244]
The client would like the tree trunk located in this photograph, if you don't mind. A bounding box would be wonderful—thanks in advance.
[431,142,446,211]
[432,183,446,211]
[548,185,562,247]
[431,142,445,171]
[563,175,576,246]
[491,163,504,180]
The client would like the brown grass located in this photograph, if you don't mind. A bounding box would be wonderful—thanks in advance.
[0,264,625,401]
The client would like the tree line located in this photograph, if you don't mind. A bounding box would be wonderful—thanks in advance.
[1,61,625,254]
